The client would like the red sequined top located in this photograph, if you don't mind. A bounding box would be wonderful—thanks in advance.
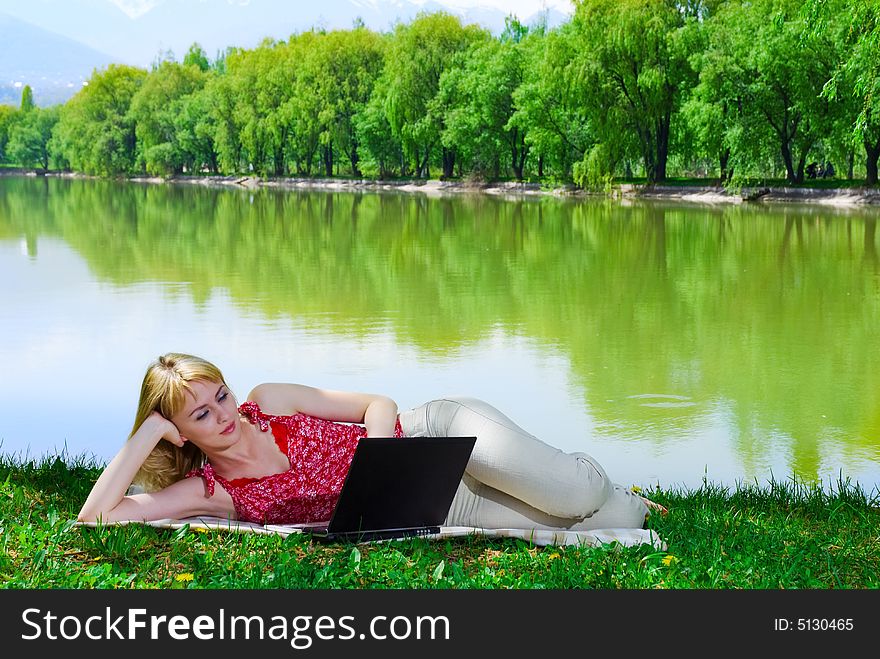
[186,400,405,525]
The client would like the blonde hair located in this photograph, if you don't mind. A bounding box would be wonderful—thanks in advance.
[131,353,230,491]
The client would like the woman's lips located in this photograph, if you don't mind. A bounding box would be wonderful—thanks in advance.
[221,421,235,435]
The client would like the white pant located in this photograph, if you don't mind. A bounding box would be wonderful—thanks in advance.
[398,397,648,531]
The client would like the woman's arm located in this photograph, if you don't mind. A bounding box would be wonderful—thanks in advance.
[77,412,232,523]
[247,383,399,437]
[79,476,234,524]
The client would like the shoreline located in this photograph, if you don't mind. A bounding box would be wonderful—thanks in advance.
[4,168,880,206]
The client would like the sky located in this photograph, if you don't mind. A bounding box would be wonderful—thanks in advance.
[105,0,574,19]
[1,0,577,69]
[103,0,575,20]
[331,0,575,14]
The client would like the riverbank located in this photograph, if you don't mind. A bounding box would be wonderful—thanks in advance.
[2,453,878,588]
[153,174,880,206]
[4,167,880,205]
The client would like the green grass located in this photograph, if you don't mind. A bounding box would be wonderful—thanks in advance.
[1,453,878,589]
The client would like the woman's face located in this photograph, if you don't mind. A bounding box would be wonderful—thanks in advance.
[170,379,240,446]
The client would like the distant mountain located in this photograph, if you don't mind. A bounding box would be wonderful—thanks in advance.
[0,1,572,107]
[0,0,572,69]
[0,13,116,106]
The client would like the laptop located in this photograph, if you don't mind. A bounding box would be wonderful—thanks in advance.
[302,435,476,542]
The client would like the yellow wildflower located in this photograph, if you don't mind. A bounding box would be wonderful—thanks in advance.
[175,573,195,582]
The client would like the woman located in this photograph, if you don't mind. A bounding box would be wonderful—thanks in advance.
[79,353,664,530]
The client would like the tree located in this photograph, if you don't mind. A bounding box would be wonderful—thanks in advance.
[311,28,386,177]
[699,0,842,184]
[281,32,323,176]
[20,85,35,112]
[808,0,880,184]
[851,23,880,183]
[354,89,402,178]
[205,57,246,174]
[211,39,294,176]
[7,106,59,168]
[510,21,594,181]
[680,1,736,179]
[0,104,16,163]
[52,64,147,175]
[183,43,211,72]
[379,12,487,178]
[571,0,698,184]
[174,83,220,174]
[437,17,530,180]
[128,60,209,175]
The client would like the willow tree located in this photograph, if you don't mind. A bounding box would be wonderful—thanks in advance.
[0,104,16,163]
[51,64,147,175]
[204,62,244,174]
[680,1,737,180]
[378,12,487,178]
[303,27,386,177]
[571,0,697,184]
[281,32,323,176]
[233,39,298,177]
[699,0,842,184]
[128,60,209,175]
[850,4,880,184]
[354,83,402,179]
[510,21,593,180]
[6,106,59,169]
[809,0,880,184]
[436,18,530,179]
[212,37,324,177]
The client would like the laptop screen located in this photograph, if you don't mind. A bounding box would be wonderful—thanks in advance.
[326,435,476,537]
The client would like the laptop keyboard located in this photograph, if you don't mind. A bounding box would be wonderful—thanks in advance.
[309,526,441,542]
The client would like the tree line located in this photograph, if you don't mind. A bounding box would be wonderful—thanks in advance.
[0,0,878,186]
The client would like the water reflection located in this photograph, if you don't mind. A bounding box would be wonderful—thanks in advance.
[0,176,878,491]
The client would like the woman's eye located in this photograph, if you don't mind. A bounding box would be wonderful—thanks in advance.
[196,411,209,421]
[219,392,228,402]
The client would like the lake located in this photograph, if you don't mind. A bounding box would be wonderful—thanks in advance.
[1,175,879,494]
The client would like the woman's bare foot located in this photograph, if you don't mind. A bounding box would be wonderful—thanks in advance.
[640,496,668,517]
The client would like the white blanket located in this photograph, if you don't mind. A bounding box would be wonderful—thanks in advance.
[75,516,666,550]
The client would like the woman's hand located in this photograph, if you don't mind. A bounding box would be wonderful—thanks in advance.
[143,411,186,447]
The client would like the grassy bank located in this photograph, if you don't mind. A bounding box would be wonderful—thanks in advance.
[1,454,878,589]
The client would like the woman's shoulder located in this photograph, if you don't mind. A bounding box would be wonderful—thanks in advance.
[245,383,277,406]
[244,382,311,416]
